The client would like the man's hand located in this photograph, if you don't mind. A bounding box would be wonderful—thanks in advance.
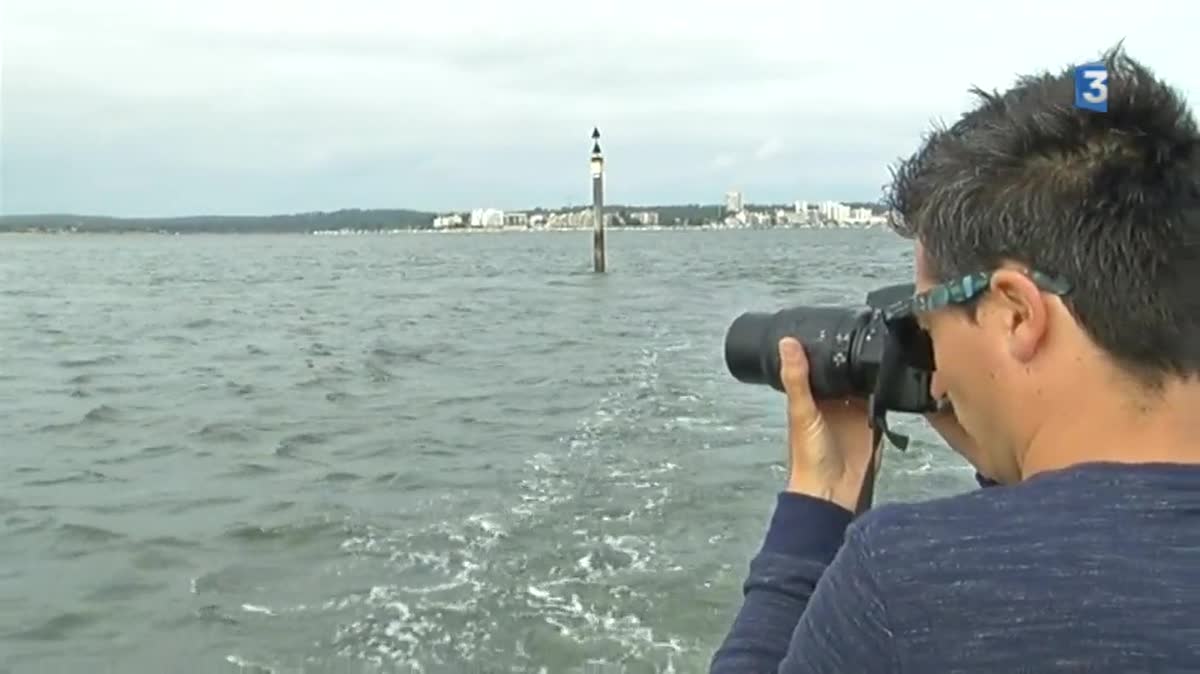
[778,337,880,513]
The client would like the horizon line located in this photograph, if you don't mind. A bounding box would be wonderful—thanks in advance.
[0,199,888,221]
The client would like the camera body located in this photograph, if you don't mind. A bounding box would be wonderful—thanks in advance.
[723,283,938,416]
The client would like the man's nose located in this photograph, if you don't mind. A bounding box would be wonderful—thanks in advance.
[930,371,947,402]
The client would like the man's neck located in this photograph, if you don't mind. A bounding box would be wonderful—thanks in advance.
[1019,376,1200,480]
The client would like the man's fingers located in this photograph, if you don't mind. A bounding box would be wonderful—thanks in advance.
[778,337,808,391]
[779,338,818,423]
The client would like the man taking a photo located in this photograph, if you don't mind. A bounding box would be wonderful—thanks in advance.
[710,46,1200,672]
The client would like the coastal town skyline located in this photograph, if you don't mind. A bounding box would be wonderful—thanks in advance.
[426,190,888,232]
[0,191,892,234]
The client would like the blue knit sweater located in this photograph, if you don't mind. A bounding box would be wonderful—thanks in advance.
[710,463,1200,672]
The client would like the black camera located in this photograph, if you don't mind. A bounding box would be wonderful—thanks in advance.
[723,283,939,447]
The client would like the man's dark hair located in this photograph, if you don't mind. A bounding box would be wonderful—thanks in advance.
[884,44,1200,390]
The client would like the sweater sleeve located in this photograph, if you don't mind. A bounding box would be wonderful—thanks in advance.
[709,492,898,673]
[777,522,897,672]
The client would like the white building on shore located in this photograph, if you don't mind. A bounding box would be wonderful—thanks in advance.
[725,190,745,213]
[469,208,504,228]
[432,213,464,229]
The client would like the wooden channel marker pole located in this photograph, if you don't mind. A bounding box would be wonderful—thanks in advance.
[590,127,606,273]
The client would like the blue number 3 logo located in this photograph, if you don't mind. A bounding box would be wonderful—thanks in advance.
[1075,63,1108,112]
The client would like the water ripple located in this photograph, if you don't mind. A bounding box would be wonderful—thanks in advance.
[0,230,975,672]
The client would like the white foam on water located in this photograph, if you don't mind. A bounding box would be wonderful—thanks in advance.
[224,654,277,672]
[315,326,710,670]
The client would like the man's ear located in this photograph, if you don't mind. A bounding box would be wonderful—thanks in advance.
[988,269,1049,362]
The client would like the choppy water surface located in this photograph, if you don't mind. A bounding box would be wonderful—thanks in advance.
[0,229,976,673]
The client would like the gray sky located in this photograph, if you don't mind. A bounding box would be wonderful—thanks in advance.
[3,0,1196,217]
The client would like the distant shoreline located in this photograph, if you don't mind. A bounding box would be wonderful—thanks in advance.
[317,224,882,235]
[0,201,888,235]
[0,223,883,236]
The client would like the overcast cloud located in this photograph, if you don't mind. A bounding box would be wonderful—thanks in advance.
[2,0,1196,216]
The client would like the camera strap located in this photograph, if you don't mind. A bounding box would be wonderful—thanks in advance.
[855,408,902,515]
[855,343,914,515]
[854,426,884,516]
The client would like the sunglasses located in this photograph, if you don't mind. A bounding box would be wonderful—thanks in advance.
[880,269,1073,370]
[884,269,1072,321]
